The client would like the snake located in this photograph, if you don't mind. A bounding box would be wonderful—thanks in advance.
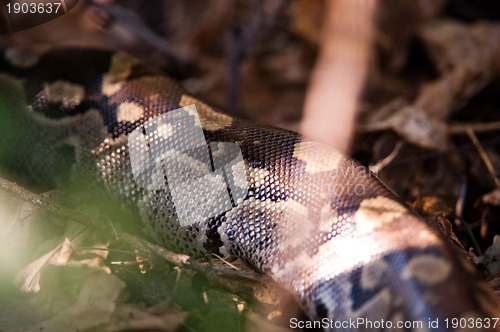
[0,47,499,331]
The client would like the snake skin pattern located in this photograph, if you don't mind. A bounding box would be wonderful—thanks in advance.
[1,48,499,331]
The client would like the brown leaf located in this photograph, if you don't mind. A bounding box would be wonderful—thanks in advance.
[417,20,500,119]
[482,188,500,206]
[2,266,125,332]
[360,100,448,150]
[433,213,469,256]
[244,311,294,332]
[479,235,500,275]
[14,237,73,293]
[103,302,187,332]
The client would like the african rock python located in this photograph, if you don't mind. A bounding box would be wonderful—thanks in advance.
[0,48,499,331]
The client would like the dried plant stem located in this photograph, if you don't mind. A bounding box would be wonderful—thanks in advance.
[370,141,404,174]
[465,127,500,188]
[449,121,500,135]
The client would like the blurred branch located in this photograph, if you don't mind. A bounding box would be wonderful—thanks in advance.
[416,20,500,120]
[0,176,109,233]
[301,0,377,153]
[466,127,500,189]
[382,136,500,169]
[369,141,404,174]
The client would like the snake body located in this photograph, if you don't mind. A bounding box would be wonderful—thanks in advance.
[1,48,499,331]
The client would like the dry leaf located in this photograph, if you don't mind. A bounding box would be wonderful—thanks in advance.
[244,311,293,332]
[359,101,448,150]
[482,188,500,206]
[14,237,73,293]
[102,302,187,331]
[33,267,125,332]
[417,20,500,119]
[0,193,36,281]
[1,266,126,332]
[479,235,500,275]
[489,274,500,301]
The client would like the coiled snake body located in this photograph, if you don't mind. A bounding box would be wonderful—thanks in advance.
[0,48,499,331]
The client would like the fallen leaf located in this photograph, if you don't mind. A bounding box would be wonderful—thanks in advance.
[417,20,500,119]
[14,237,73,293]
[478,235,500,275]
[32,266,124,332]
[482,188,500,206]
[1,265,126,332]
[359,101,448,150]
[104,302,187,331]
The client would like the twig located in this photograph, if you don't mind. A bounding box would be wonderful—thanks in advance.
[0,176,185,264]
[449,121,500,135]
[465,126,500,188]
[211,253,242,270]
[89,0,188,74]
[209,265,261,281]
[0,176,111,233]
[77,247,135,255]
[370,141,404,174]
[137,235,191,266]
[384,136,500,169]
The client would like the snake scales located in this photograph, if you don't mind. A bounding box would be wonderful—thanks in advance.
[0,48,499,331]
